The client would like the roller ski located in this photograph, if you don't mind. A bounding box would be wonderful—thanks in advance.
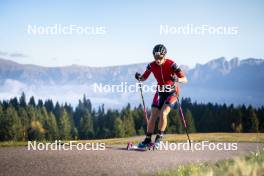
[127,137,155,151]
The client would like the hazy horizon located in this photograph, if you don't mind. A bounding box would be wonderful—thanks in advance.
[1,56,263,69]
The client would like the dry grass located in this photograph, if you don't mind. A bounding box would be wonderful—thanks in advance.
[156,149,264,176]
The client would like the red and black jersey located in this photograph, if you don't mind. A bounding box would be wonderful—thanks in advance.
[141,58,185,109]
[142,58,185,85]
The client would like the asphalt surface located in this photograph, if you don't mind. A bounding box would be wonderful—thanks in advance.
[0,142,263,176]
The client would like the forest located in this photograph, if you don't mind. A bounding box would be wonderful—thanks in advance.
[0,93,263,141]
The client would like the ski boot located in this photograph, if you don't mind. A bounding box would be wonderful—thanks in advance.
[138,137,153,149]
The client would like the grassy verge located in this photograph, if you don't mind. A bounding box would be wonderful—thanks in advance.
[79,133,264,145]
[156,149,264,176]
[0,133,263,147]
[0,141,28,147]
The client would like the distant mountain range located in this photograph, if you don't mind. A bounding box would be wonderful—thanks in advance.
[0,57,263,108]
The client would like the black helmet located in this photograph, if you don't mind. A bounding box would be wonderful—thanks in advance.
[153,44,167,57]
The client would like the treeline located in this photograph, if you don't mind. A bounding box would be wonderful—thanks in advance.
[0,93,263,141]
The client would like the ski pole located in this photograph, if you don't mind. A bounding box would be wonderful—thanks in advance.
[176,96,191,147]
[138,81,148,124]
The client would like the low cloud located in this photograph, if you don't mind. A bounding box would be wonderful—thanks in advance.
[9,53,28,58]
[0,79,141,108]
[0,51,28,58]
[0,51,8,56]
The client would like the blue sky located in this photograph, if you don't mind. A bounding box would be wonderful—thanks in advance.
[0,0,263,68]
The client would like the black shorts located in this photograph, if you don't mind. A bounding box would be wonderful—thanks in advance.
[151,91,178,110]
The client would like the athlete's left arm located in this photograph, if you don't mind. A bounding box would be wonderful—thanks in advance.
[171,63,188,84]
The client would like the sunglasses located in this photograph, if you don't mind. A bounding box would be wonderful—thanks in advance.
[154,55,165,60]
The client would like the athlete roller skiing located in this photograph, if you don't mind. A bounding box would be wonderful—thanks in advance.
[135,44,188,149]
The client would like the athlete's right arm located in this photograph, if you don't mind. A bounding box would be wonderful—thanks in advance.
[135,64,152,81]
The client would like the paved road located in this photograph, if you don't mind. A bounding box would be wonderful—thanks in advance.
[0,142,263,176]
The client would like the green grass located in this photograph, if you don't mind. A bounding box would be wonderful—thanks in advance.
[0,133,263,147]
[156,149,264,176]
[0,141,28,147]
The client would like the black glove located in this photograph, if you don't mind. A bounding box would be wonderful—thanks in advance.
[135,72,142,81]
[171,75,179,82]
